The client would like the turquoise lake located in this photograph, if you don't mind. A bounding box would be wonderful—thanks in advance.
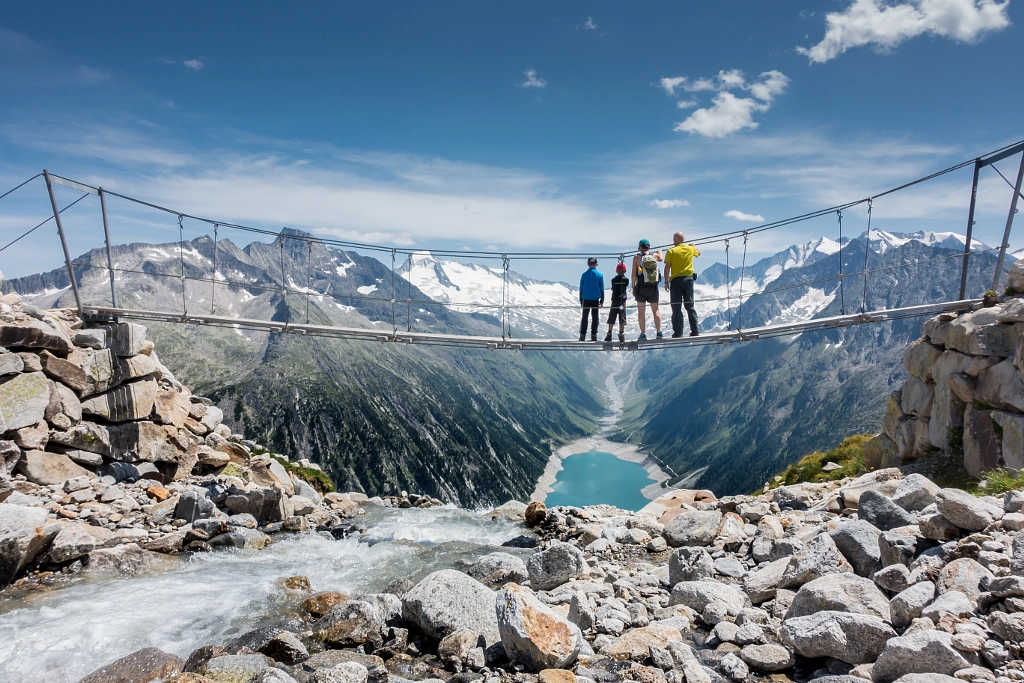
[546,451,656,512]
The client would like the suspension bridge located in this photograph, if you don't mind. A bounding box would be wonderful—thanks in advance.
[2,138,1023,352]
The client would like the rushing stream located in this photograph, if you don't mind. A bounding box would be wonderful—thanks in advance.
[0,505,526,683]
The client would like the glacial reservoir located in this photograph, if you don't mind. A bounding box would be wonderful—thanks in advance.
[546,451,656,511]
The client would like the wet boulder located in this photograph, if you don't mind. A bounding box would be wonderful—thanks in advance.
[402,569,501,646]
[312,600,385,649]
[79,647,183,683]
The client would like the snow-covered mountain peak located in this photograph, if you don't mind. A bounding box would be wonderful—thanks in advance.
[864,230,990,255]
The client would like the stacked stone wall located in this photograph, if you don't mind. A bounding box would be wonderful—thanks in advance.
[866,261,1024,476]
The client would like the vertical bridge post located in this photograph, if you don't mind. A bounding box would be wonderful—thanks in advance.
[98,188,119,309]
[991,152,1024,292]
[42,170,84,316]
[959,159,982,301]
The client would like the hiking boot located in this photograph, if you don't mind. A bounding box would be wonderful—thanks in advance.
[618,332,625,343]
[689,331,700,337]
[637,333,647,341]
[656,331,664,339]
[604,332,612,342]
[590,334,598,342]
[671,333,682,338]
[579,334,586,342]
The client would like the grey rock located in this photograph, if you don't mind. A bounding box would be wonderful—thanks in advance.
[779,611,896,665]
[738,643,793,673]
[786,573,891,622]
[870,630,970,683]
[0,523,59,584]
[48,421,111,455]
[713,557,745,578]
[779,533,854,588]
[80,377,158,423]
[892,474,941,512]
[878,531,920,568]
[361,593,403,625]
[649,644,674,671]
[252,669,298,683]
[175,490,215,523]
[874,563,912,593]
[986,574,1024,597]
[669,546,714,585]
[568,590,596,631]
[936,557,993,601]
[743,556,789,604]
[467,552,528,587]
[858,490,916,531]
[987,611,1024,642]
[208,528,271,550]
[79,647,184,683]
[890,581,936,629]
[112,322,147,357]
[0,372,50,432]
[496,582,582,672]
[309,662,368,683]
[15,450,92,486]
[108,421,182,463]
[0,502,48,535]
[712,621,738,643]
[919,512,960,541]
[768,536,804,562]
[1013,531,1024,576]
[45,522,97,563]
[526,542,585,590]
[402,569,500,646]
[224,487,289,522]
[669,579,750,616]
[227,513,258,529]
[935,488,1003,531]
[662,510,722,547]
[84,543,172,576]
[312,600,385,648]
[0,352,24,376]
[204,654,270,681]
[921,589,975,621]
[0,319,73,353]
[718,653,748,682]
[829,520,882,576]
[73,328,109,350]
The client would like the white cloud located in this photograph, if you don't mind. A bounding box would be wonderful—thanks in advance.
[183,59,204,70]
[676,99,698,109]
[650,199,691,209]
[159,57,175,65]
[519,68,546,88]
[0,27,38,51]
[798,0,1010,63]
[582,16,597,30]
[76,65,109,85]
[724,209,765,222]
[658,77,687,95]
[672,70,790,138]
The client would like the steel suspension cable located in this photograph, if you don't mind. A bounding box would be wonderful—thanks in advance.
[0,192,90,253]
[837,210,846,315]
[861,199,873,314]
[737,232,748,332]
[724,239,732,330]
[391,249,397,336]
[178,215,187,316]
[211,224,218,314]
[306,241,313,324]
[0,174,42,203]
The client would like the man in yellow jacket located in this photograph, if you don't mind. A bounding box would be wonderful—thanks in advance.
[663,232,701,337]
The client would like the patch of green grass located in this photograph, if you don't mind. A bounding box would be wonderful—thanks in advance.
[974,469,1024,496]
[270,455,336,494]
[972,400,994,411]
[764,434,873,491]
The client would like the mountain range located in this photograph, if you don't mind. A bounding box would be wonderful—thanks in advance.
[3,227,1011,499]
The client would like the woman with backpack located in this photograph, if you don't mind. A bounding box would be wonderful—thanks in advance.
[630,238,664,340]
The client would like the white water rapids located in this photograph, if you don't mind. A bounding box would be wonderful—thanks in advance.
[0,505,526,683]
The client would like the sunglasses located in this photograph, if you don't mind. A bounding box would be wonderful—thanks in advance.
[639,245,649,249]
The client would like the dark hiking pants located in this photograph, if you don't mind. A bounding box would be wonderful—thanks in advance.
[670,276,698,336]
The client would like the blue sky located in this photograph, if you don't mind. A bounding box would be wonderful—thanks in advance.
[0,1,1022,282]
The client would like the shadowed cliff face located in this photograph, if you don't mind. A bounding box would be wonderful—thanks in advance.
[4,230,607,506]
[620,238,1007,496]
